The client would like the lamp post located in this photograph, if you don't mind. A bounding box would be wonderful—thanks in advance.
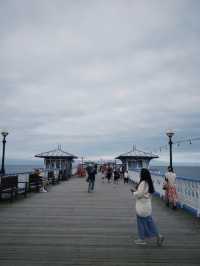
[166,129,175,171]
[1,131,9,176]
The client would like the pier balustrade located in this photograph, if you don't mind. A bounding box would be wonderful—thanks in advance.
[0,169,63,200]
[0,175,28,200]
[3,168,200,216]
[129,169,200,217]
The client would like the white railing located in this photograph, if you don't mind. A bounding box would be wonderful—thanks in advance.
[129,170,200,217]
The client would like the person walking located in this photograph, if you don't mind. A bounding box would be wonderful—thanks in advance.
[130,168,164,246]
[124,170,129,184]
[86,165,96,193]
[164,166,178,210]
[106,165,113,183]
[114,168,120,184]
[100,164,106,183]
[120,165,126,181]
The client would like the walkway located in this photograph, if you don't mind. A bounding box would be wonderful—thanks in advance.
[0,175,200,265]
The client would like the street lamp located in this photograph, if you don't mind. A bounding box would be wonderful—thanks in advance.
[1,131,9,175]
[166,129,175,171]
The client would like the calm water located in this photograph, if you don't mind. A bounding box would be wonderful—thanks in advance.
[149,166,200,180]
[5,164,43,174]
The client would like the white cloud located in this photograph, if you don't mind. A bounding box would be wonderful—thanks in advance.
[0,0,200,163]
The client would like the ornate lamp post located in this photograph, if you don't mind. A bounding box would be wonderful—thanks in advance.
[166,129,175,171]
[1,131,9,175]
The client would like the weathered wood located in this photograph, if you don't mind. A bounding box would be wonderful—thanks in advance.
[0,175,200,265]
[28,173,43,192]
[0,175,17,195]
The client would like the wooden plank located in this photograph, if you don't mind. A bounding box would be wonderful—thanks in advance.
[0,175,200,265]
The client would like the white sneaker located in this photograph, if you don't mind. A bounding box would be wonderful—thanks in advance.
[134,239,147,245]
[40,188,48,193]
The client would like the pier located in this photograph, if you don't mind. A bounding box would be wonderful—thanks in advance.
[0,174,200,265]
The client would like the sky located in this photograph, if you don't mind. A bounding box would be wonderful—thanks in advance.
[0,0,200,164]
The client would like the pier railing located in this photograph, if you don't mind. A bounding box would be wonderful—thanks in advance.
[1,169,70,196]
[129,170,200,217]
[2,168,200,217]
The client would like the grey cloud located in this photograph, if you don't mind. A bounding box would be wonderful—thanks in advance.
[0,0,200,163]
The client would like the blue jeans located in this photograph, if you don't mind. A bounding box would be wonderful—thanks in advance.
[137,215,159,240]
[88,180,95,192]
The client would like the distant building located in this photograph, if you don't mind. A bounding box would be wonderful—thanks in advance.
[115,145,159,171]
[35,145,78,179]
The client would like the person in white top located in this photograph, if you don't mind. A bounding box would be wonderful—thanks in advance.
[131,168,164,246]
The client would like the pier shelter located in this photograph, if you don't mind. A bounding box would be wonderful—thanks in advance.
[116,146,158,171]
[35,146,78,180]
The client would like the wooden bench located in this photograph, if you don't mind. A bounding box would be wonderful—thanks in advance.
[29,173,43,192]
[0,175,27,201]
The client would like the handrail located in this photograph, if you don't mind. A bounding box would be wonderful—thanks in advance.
[1,169,63,190]
[128,169,200,217]
[5,168,45,176]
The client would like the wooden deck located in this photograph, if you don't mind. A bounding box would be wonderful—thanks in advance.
[0,175,200,266]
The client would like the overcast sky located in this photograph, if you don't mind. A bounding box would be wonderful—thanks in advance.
[0,0,200,164]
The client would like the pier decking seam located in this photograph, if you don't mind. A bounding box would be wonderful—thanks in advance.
[0,175,200,265]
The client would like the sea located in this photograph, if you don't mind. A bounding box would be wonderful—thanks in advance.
[5,165,43,174]
[4,164,200,181]
[149,165,200,180]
